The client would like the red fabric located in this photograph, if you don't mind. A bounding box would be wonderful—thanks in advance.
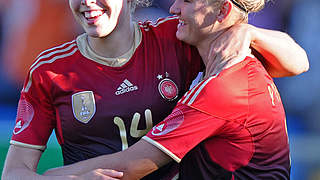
[146,57,290,179]
[11,17,202,158]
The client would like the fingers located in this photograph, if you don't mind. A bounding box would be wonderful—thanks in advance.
[206,24,253,78]
[80,169,123,180]
[95,169,124,178]
[208,24,251,62]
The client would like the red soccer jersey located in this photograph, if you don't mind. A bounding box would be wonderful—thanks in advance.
[144,56,290,179]
[10,16,202,179]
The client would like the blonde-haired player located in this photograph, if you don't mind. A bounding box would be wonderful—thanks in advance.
[3,0,307,179]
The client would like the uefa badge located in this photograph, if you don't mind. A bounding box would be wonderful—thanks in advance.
[72,91,96,124]
[13,98,34,135]
[158,78,178,101]
[151,107,184,136]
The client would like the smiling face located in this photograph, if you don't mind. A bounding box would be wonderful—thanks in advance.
[69,0,129,38]
[170,0,222,45]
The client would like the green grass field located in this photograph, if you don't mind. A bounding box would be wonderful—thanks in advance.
[0,144,63,175]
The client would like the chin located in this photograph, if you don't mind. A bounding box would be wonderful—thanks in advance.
[176,31,195,45]
[86,32,102,38]
[86,29,111,38]
[176,35,193,45]
[176,32,186,42]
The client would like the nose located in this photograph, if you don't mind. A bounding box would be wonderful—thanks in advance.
[169,0,181,15]
[81,0,96,6]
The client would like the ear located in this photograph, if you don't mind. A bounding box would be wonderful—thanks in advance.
[217,0,232,23]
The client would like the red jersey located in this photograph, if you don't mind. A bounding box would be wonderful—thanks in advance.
[144,56,290,179]
[10,16,202,179]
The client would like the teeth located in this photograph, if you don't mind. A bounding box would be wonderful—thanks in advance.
[84,11,104,18]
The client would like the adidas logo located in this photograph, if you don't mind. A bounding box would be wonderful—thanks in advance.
[115,79,138,95]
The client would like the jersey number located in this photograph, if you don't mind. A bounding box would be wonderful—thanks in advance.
[113,109,153,150]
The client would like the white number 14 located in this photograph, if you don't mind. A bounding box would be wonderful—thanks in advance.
[114,109,153,150]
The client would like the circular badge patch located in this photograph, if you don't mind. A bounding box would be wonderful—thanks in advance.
[151,107,184,136]
[13,98,34,135]
[158,78,178,101]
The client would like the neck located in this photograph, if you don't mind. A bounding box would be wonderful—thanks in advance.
[87,16,135,58]
[196,28,230,77]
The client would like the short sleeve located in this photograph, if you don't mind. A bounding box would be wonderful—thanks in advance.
[10,69,56,151]
[143,103,226,163]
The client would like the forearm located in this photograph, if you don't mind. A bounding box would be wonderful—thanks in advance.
[44,140,169,179]
[2,168,75,180]
[250,25,309,77]
[2,145,75,180]
[45,152,159,179]
[44,152,126,176]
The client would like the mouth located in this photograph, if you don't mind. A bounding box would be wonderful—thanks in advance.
[82,10,107,24]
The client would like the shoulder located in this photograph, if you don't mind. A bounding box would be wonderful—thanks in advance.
[29,39,79,73]
[179,57,260,121]
[22,39,79,92]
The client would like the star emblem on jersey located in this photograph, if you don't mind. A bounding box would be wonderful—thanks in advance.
[151,107,184,136]
[72,91,96,124]
[115,79,138,96]
[158,78,178,101]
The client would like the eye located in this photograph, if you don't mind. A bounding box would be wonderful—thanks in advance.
[184,0,191,2]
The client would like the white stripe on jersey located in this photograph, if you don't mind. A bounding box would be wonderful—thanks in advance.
[23,47,78,93]
[31,40,76,70]
[138,16,179,29]
[152,16,179,27]
[187,76,215,106]
[180,80,203,104]
[171,173,179,180]
[179,73,219,106]
[35,40,75,59]
[10,140,46,151]
[142,136,181,163]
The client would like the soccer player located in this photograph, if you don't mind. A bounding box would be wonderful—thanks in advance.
[2,0,308,179]
[43,0,294,179]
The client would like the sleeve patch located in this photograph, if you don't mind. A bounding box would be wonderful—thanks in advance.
[13,98,34,135]
[151,107,184,136]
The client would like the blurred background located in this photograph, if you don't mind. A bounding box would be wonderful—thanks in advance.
[0,0,319,179]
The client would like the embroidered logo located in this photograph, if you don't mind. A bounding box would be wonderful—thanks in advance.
[72,91,96,124]
[115,79,138,96]
[13,98,34,135]
[151,108,184,136]
[158,78,178,101]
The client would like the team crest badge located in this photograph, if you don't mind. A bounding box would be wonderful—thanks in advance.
[72,91,96,124]
[158,78,178,101]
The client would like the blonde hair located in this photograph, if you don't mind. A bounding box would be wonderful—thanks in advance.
[234,0,268,22]
[235,0,267,13]
[208,0,268,22]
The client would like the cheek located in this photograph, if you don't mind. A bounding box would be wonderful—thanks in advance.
[69,0,80,11]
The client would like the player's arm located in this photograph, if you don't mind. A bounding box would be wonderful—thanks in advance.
[44,103,224,179]
[208,23,309,77]
[2,145,123,180]
[44,140,171,180]
[2,145,65,180]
